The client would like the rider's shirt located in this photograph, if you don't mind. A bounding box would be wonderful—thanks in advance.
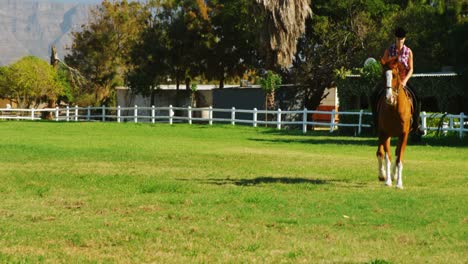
[385,44,412,81]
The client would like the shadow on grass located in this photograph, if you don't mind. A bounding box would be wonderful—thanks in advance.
[204,176,328,186]
[415,135,468,147]
[251,130,467,148]
[180,176,368,188]
[248,137,378,147]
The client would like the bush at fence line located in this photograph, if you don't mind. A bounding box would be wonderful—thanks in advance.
[337,110,374,136]
[423,112,461,137]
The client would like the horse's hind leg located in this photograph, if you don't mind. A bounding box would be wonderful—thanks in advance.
[377,145,386,181]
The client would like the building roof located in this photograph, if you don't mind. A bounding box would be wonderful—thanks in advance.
[346,72,458,78]
[116,84,243,91]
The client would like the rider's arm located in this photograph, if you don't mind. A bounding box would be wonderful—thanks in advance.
[381,48,397,66]
[402,50,413,86]
[380,49,389,65]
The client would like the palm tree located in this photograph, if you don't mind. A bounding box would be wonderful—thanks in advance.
[256,0,311,115]
[256,0,312,68]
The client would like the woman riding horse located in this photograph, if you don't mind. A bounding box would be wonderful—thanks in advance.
[376,58,413,188]
[373,27,423,137]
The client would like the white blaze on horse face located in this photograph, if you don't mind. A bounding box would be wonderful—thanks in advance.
[386,70,392,88]
[386,88,393,104]
[385,70,394,104]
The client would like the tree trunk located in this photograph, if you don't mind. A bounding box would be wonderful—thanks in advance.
[267,90,275,109]
[150,88,155,106]
[219,77,224,89]
[264,90,275,126]
[191,91,197,108]
[41,98,55,120]
[185,77,191,90]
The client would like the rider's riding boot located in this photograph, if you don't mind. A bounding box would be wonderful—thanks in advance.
[411,111,424,143]
[412,110,424,136]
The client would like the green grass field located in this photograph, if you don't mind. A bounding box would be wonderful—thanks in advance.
[0,122,466,263]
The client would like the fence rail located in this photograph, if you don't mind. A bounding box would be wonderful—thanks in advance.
[0,106,466,138]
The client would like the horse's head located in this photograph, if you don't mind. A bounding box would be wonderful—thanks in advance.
[384,66,402,106]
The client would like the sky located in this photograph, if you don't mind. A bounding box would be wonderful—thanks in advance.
[47,0,139,2]
[49,0,100,2]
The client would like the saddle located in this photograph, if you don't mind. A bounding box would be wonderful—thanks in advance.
[375,86,415,113]
[372,85,417,129]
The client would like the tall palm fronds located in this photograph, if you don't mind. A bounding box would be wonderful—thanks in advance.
[256,0,312,68]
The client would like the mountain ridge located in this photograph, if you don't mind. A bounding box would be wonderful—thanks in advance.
[0,0,94,66]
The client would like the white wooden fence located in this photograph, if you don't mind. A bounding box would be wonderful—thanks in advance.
[0,106,466,138]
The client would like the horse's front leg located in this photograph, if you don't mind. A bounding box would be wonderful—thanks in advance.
[392,145,400,181]
[395,133,410,189]
[376,135,390,182]
[383,137,392,186]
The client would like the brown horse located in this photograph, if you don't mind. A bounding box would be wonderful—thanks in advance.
[376,64,413,189]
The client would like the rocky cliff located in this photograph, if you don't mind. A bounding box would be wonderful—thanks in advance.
[0,0,94,65]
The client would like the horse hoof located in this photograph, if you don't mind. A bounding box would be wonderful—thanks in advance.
[378,176,386,182]
[385,182,392,187]
[396,185,404,190]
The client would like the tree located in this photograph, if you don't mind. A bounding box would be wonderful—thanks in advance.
[287,0,397,112]
[253,0,312,118]
[126,2,169,103]
[259,70,281,114]
[128,0,217,96]
[0,56,64,108]
[65,0,149,106]
[255,0,312,68]
[205,0,263,88]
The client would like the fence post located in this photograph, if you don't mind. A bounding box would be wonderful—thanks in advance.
[31,107,35,120]
[303,108,308,134]
[134,105,138,123]
[117,106,121,123]
[55,107,59,121]
[253,108,258,127]
[66,106,70,122]
[87,106,91,121]
[443,112,448,136]
[277,109,282,130]
[231,107,236,125]
[421,111,427,136]
[169,105,173,125]
[188,106,192,125]
[209,106,213,125]
[329,109,336,133]
[152,105,155,124]
[358,109,364,135]
[102,105,105,122]
[75,105,78,122]
[460,112,464,139]
[449,115,454,130]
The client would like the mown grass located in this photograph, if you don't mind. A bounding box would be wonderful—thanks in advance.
[0,121,466,263]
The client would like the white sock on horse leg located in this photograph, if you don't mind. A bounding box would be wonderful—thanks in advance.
[386,70,392,88]
[392,160,398,181]
[378,157,386,180]
[396,162,403,189]
[385,154,392,186]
